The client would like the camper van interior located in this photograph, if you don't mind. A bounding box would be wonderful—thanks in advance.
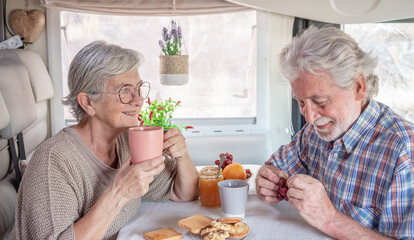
[1,0,413,239]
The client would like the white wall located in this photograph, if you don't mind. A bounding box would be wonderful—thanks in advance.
[267,13,294,152]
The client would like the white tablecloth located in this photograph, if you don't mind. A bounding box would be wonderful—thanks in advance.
[117,165,332,240]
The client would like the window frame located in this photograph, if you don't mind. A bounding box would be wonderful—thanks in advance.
[46,8,271,137]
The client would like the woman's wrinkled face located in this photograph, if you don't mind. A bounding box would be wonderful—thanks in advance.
[291,72,363,142]
[93,68,144,130]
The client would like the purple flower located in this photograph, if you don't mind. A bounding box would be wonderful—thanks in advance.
[162,27,168,41]
[159,18,184,55]
[158,40,166,50]
[171,20,177,30]
[170,28,177,42]
[177,26,182,40]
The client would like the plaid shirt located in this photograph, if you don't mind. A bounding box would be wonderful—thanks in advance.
[267,100,414,239]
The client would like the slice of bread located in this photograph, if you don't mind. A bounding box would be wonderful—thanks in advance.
[143,227,183,240]
[178,214,214,234]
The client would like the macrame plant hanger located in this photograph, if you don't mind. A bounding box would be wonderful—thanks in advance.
[159,0,189,85]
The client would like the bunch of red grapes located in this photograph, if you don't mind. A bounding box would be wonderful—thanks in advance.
[214,152,252,178]
[276,178,289,201]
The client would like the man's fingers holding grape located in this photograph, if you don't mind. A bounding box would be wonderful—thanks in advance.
[285,187,304,201]
[286,174,315,191]
[257,185,278,197]
[256,176,278,191]
[275,170,289,182]
[257,165,281,183]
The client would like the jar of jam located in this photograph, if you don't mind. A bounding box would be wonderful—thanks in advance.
[199,166,223,207]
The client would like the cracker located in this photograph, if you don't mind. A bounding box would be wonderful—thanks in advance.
[143,227,182,240]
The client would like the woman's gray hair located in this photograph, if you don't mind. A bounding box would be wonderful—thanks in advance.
[279,25,379,103]
[63,41,144,121]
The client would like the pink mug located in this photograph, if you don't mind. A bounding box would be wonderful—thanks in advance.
[128,126,163,163]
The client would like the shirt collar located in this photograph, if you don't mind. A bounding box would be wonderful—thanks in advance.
[339,100,380,153]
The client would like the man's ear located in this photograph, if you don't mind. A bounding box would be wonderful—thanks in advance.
[77,92,96,116]
[354,72,367,102]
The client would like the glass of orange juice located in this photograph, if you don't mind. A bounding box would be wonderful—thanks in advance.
[199,166,223,207]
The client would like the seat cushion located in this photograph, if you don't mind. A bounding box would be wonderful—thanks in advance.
[0,178,17,238]
[0,92,9,130]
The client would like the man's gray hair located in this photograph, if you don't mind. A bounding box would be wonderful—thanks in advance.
[63,41,144,121]
[279,25,379,103]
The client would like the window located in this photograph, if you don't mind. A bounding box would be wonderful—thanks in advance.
[60,11,260,135]
[343,23,414,123]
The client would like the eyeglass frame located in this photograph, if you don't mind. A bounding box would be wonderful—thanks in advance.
[92,81,151,104]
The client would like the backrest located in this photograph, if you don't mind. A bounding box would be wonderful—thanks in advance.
[0,49,54,238]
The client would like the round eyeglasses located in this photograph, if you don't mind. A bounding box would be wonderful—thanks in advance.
[95,81,150,104]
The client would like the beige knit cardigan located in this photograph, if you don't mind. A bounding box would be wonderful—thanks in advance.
[10,127,177,240]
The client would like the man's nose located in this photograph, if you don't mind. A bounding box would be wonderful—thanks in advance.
[301,104,320,124]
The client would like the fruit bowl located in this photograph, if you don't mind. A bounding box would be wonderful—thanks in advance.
[214,153,252,180]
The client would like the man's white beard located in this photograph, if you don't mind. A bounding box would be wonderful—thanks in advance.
[312,108,360,142]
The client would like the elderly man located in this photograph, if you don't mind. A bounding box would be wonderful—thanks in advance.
[256,26,414,239]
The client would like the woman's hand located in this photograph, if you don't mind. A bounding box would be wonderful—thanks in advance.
[110,155,165,204]
[163,128,199,202]
[74,156,165,240]
[163,128,187,159]
[255,165,289,204]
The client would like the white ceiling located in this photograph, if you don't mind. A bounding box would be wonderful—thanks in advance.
[226,0,414,24]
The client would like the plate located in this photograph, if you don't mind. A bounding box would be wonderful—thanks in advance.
[187,232,253,240]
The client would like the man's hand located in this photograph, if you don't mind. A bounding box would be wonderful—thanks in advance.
[255,165,289,204]
[286,174,337,230]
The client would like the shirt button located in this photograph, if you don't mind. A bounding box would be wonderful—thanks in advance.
[325,184,329,189]
[333,153,338,158]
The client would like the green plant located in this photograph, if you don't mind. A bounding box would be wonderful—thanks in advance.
[139,97,193,131]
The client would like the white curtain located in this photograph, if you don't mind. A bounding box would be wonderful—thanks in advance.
[41,0,250,15]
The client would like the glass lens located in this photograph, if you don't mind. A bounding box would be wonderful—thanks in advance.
[139,82,150,100]
[119,85,135,104]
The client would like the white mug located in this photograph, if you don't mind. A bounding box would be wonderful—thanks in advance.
[218,179,249,218]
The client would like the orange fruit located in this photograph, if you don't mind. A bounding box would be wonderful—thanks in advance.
[222,163,246,180]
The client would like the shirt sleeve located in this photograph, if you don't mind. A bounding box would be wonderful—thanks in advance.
[378,147,414,239]
[266,124,311,176]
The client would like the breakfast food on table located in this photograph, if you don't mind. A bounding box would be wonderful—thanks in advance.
[222,163,246,180]
[216,217,243,224]
[202,229,230,240]
[214,152,252,179]
[276,177,289,201]
[143,227,183,240]
[178,214,214,234]
[199,166,223,207]
[178,215,249,240]
[228,222,249,239]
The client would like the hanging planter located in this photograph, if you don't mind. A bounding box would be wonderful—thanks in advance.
[158,18,189,86]
[159,55,188,85]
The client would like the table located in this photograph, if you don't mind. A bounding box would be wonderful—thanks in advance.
[117,165,332,240]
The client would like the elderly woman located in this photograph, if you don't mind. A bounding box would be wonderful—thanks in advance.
[11,41,199,240]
